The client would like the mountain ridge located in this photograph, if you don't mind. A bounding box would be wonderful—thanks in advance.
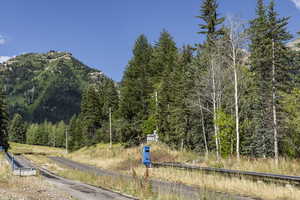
[0,50,106,123]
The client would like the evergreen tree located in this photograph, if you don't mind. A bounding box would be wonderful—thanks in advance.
[267,0,292,162]
[168,45,194,148]
[8,113,27,143]
[151,31,179,145]
[80,85,102,145]
[0,88,9,151]
[55,121,66,147]
[197,0,225,46]
[249,0,271,157]
[249,0,292,158]
[80,76,119,146]
[119,35,153,145]
[68,115,82,151]
[26,124,39,145]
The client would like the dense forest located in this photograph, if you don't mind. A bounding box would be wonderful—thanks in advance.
[1,0,300,161]
[0,51,105,123]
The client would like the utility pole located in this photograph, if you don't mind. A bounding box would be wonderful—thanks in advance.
[109,107,112,149]
[65,128,68,154]
[155,91,158,132]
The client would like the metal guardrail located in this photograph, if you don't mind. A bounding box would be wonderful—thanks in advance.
[152,162,300,186]
[4,152,37,176]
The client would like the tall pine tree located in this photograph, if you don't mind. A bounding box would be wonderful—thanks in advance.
[267,0,292,162]
[197,0,225,46]
[0,88,9,151]
[249,0,270,157]
[119,35,153,145]
[9,113,27,144]
[151,31,179,145]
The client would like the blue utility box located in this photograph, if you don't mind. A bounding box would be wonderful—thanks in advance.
[142,146,151,167]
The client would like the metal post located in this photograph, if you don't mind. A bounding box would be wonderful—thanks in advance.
[12,155,14,170]
[155,91,158,132]
[65,129,68,154]
[109,107,112,149]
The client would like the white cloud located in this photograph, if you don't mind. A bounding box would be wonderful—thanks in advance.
[290,0,300,9]
[0,35,6,45]
[0,56,12,63]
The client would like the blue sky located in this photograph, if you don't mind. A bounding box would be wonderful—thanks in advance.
[0,0,299,81]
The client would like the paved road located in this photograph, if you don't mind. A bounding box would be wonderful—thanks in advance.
[50,156,254,200]
[19,155,137,200]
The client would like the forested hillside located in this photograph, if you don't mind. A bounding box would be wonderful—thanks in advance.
[1,0,300,161]
[0,51,106,123]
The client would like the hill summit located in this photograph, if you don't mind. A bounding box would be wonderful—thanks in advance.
[287,38,300,51]
[0,50,105,123]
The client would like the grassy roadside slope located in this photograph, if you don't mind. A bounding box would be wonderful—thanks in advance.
[9,142,65,156]
[10,142,300,200]
[64,142,300,200]
[65,142,300,176]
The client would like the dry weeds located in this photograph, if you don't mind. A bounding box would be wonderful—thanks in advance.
[0,153,73,200]
[65,142,300,200]
[9,142,65,156]
[11,142,300,200]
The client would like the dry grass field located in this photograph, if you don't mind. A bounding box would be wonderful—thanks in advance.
[9,142,65,156]
[25,154,188,200]
[66,142,300,176]
[132,166,299,200]
[9,142,300,200]
[64,142,300,200]
[65,143,198,171]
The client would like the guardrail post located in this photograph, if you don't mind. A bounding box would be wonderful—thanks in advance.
[12,155,14,170]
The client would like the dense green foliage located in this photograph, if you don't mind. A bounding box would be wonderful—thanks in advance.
[3,0,300,160]
[197,0,225,45]
[249,0,293,157]
[0,88,9,150]
[62,76,119,150]
[26,121,66,147]
[0,51,103,123]
[8,114,27,143]
[119,35,153,145]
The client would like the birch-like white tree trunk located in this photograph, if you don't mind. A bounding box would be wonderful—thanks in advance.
[199,98,209,157]
[211,58,219,159]
[272,39,278,166]
[226,16,247,160]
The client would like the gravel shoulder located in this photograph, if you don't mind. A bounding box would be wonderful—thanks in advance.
[18,155,137,200]
[0,155,72,200]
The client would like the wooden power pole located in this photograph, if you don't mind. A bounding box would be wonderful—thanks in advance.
[65,129,68,154]
[109,107,112,149]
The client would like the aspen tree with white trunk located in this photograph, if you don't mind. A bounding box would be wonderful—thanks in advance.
[225,16,248,160]
[192,43,228,159]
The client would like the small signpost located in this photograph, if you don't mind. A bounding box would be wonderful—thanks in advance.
[147,130,159,143]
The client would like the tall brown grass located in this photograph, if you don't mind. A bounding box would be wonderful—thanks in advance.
[65,142,300,200]
[12,142,300,200]
[9,142,65,156]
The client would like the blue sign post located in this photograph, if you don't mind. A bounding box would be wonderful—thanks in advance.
[142,146,151,168]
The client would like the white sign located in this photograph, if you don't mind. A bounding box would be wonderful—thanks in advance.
[147,131,159,142]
